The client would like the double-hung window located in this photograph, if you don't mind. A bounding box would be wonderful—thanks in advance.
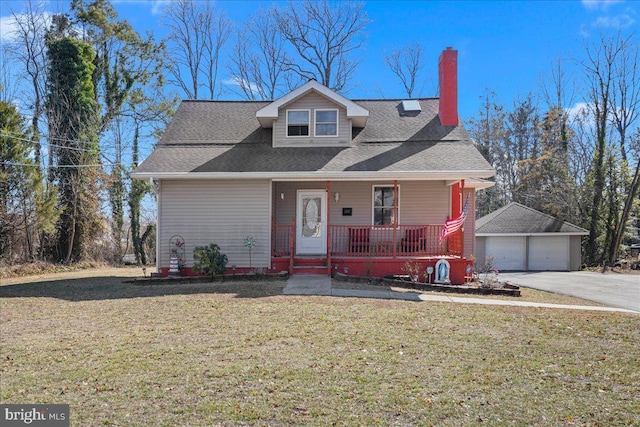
[315,109,338,137]
[287,110,309,137]
[373,186,399,226]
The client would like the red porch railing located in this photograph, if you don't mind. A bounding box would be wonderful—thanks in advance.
[272,222,293,257]
[272,223,463,258]
[330,224,462,257]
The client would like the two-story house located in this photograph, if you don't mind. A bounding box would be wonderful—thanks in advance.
[132,47,495,283]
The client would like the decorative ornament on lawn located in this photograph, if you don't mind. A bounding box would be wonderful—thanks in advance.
[169,235,186,275]
[434,259,451,284]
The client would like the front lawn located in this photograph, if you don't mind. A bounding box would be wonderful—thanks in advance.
[1,269,638,426]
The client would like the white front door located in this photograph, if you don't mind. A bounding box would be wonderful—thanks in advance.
[296,190,327,255]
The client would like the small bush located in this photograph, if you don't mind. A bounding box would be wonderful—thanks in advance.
[402,260,422,283]
[192,243,228,277]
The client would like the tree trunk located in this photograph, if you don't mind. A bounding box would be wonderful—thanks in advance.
[64,195,77,264]
[20,188,34,260]
[608,157,640,267]
[602,153,620,269]
[585,102,608,266]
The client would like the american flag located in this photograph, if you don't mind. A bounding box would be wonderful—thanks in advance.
[440,194,469,243]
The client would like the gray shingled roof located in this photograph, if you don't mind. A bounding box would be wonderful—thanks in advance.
[134,98,493,176]
[476,203,589,235]
[158,101,272,145]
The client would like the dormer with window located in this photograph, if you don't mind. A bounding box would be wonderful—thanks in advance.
[256,80,369,148]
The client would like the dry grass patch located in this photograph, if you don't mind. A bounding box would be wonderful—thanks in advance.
[1,270,638,426]
[334,279,608,306]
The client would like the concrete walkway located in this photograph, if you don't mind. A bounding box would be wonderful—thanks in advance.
[284,275,638,314]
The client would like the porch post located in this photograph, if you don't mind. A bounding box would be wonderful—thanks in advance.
[451,182,461,219]
[327,180,332,276]
[271,217,275,258]
[450,181,461,256]
[289,216,295,274]
[393,179,398,258]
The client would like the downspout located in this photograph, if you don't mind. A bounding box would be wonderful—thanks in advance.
[327,180,332,276]
[155,178,161,274]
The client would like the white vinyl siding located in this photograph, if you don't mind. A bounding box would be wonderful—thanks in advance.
[158,180,271,270]
[273,92,351,147]
[274,181,449,226]
[463,189,475,258]
[569,236,582,271]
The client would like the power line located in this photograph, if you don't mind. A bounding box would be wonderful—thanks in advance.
[1,132,101,151]
[0,132,123,166]
[0,161,104,168]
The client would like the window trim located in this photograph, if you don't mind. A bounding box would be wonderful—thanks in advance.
[372,185,400,226]
[286,109,310,138]
[314,109,339,137]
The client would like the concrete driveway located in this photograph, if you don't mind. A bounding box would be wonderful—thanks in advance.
[500,271,640,312]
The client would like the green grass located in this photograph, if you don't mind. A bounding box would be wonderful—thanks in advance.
[1,268,639,426]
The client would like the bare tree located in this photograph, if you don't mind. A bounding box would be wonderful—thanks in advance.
[274,0,369,93]
[7,0,50,168]
[506,95,541,196]
[608,34,639,162]
[606,35,640,267]
[228,7,287,100]
[163,0,232,99]
[0,45,19,103]
[581,31,625,266]
[467,89,509,216]
[384,42,424,98]
[203,6,232,99]
[541,56,576,113]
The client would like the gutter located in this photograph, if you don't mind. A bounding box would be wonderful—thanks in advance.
[131,170,496,181]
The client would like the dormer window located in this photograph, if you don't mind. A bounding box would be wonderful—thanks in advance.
[315,109,338,137]
[287,110,310,137]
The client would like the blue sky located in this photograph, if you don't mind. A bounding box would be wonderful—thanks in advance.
[1,0,638,119]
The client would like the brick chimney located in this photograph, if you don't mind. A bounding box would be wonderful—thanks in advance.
[438,47,458,126]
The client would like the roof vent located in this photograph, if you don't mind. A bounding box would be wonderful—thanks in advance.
[400,100,421,116]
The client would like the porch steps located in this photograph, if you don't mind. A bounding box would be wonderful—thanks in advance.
[292,257,329,275]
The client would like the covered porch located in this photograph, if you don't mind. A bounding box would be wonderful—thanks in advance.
[272,222,467,282]
[270,179,473,284]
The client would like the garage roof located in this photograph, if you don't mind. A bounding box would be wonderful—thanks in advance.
[476,202,589,235]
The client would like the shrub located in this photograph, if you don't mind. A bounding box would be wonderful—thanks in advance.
[402,260,422,283]
[192,243,228,277]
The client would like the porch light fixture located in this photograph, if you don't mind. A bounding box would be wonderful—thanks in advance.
[334,192,340,202]
[280,192,285,200]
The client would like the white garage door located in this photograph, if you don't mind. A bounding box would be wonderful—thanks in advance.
[528,236,569,271]
[485,236,526,271]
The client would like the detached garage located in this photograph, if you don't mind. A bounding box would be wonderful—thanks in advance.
[475,203,589,271]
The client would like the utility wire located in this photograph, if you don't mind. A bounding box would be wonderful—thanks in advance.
[1,132,100,152]
[0,161,104,168]
[0,130,103,147]
[0,132,124,166]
